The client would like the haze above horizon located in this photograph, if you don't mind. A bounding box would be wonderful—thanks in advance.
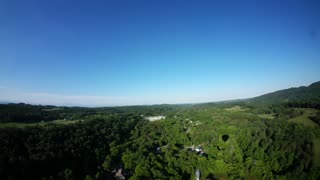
[0,0,320,106]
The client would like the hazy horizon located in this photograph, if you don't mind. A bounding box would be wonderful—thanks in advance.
[1,0,319,106]
[0,80,318,107]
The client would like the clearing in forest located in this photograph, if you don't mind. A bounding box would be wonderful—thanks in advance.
[145,116,166,121]
[257,113,275,119]
[288,108,318,127]
[224,106,247,112]
[0,119,78,128]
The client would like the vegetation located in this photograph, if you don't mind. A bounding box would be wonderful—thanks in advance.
[0,113,143,179]
[249,81,320,108]
[0,81,320,179]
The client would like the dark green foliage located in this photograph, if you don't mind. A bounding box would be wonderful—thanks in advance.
[238,120,314,177]
[310,112,320,126]
[1,82,320,179]
[249,81,320,108]
[0,114,142,179]
[0,103,59,123]
[0,104,319,179]
[0,103,93,123]
[0,103,179,123]
[119,107,319,179]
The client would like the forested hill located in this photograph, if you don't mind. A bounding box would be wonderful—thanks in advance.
[0,103,177,123]
[1,81,320,123]
[1,82,320,179]
[248,81,320,106]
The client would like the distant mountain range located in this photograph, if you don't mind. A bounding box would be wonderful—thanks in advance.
[0,101,11,104]
[248,81,320,104]
[1,81,320,107]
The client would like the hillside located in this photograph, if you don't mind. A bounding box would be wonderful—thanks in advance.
[1,81,320,123]
[249,81,320,105]
[1,82,320,179]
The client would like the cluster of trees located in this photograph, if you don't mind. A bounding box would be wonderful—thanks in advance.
[1,101,320,179]
[116,106,320,179]
[249,81,320,105]
[238,120,318,179]
[0,103,92,123]
[0,103,60,123]
[0,103,178,123]
[0,113,143,179]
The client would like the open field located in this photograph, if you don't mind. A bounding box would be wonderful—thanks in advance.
[257,113,275,119]
[0,119,78,128]
[288,108,318,127]
[224,105,248,112]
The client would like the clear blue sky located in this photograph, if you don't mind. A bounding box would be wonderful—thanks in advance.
[0,0,319,106]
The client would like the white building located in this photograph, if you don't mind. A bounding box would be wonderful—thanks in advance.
[145,116,166,121]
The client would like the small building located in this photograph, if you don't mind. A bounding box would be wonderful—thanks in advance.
[145,116,166,121]
[195,145,203,152]
[194,145,208,158]
[114,168,125,180]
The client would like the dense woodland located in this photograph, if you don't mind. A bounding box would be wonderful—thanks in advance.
[1,82,320,179]
[0,103,178,123]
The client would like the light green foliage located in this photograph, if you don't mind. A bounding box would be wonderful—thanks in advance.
[288,108,319,127]
[257,113,275,119]
[313,138,320,167]
[225,105,248,112]
[1,102,320,179]
[0,119,78,128]
[119,104,320,179]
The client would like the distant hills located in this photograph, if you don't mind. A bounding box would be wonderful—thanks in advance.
[249,81,320,104]
[1,81,320,108]
[0,81,320,123]
[0,101,11,104]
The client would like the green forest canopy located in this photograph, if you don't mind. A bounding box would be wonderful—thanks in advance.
[1,81,320,179]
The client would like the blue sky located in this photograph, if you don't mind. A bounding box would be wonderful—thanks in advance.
[0,0,319,106]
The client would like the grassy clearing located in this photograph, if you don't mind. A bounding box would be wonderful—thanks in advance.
[49,119,78,125]
[0,119,78,128]
[313,138,320,167]
[224,106,248,112]
[0,122,44,128]
[287,108,318,127]
[257,113,275,119]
